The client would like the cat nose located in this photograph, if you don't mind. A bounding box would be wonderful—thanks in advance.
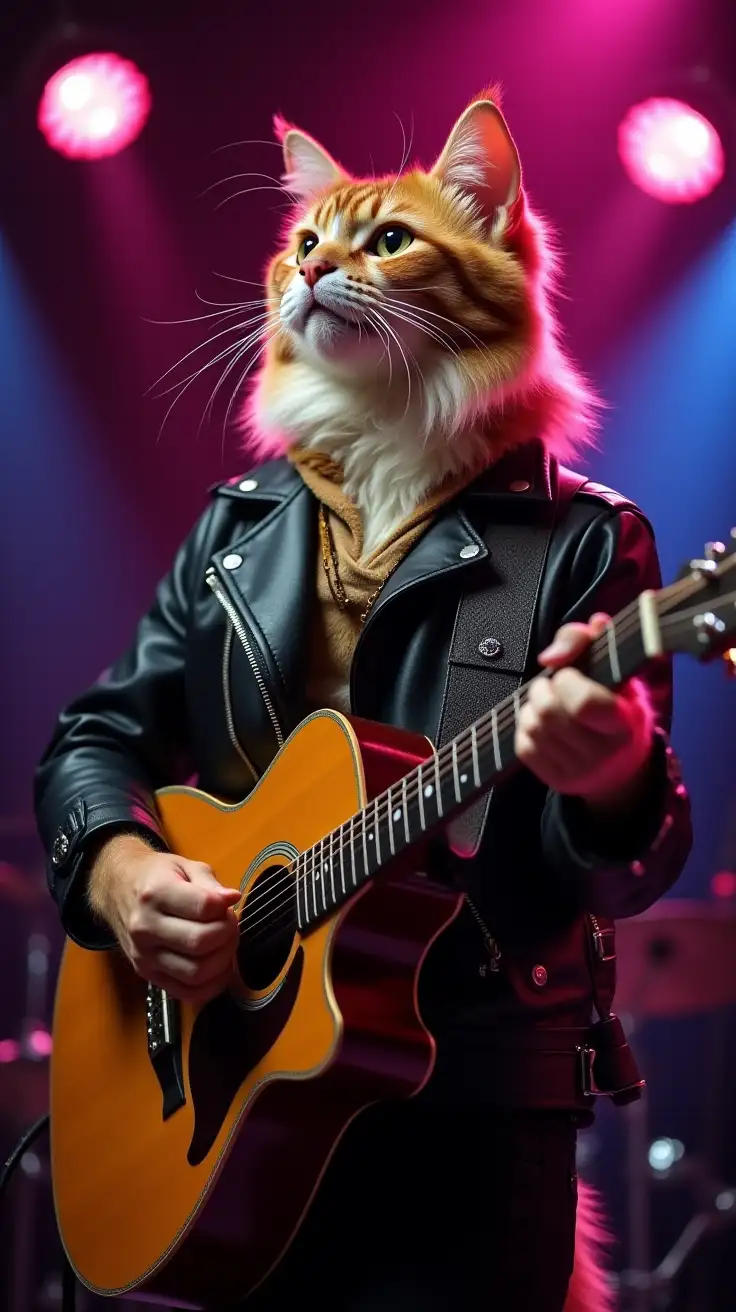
[300,259,337,288]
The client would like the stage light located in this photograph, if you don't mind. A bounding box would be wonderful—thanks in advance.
[618,98,725,204]
[37,52,151,160]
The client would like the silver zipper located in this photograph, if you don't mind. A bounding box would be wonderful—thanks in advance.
[465,894,501,974]
[206,568,286,754]
[220,620,259,782]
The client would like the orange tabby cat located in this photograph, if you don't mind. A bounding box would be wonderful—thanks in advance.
[248,88,598,553]
[246,91,614,1311]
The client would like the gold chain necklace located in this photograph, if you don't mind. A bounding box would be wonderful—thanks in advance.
[318,504,403,626]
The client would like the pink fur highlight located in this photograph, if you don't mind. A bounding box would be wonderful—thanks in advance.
[564,1180,617,1312]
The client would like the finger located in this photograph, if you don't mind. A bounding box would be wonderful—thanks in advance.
[551,668,630,735]
[538,613,612,669]
[152,911,239,958]
[148,872,239,923]
[179,859,241,907]
[515,729,578,788]
[145,971,229,1008]
[538,623,593,668]
[151,945,236,988]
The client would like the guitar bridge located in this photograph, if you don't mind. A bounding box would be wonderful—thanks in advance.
[146,984,186,1120]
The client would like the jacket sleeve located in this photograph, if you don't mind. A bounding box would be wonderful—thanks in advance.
[34,503,217,949]
[540,507,693,919]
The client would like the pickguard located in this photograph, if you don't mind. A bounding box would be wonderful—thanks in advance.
[187,946,304,1166]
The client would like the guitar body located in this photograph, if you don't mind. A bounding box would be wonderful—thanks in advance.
[51,711,462,1307]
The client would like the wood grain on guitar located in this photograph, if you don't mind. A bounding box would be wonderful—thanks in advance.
[51,712,459,1307]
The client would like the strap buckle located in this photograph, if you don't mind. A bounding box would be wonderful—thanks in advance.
[593,926,616,963]
[577,1045,604,1099]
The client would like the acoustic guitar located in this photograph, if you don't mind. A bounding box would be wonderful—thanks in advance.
[51,539,736,1307]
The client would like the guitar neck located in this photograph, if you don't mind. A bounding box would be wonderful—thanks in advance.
[296,592,660,931]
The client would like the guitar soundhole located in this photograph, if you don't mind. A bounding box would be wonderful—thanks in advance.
[237,863,297,992]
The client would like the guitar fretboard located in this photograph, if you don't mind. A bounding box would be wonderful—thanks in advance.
[295,593,652,931]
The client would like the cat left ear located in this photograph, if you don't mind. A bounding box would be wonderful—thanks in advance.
[432,99,521,232]
[275,117,344,199]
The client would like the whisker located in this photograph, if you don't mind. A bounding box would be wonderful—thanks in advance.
[364,309,392,382]
[380,306,464,359]
[202,316,279,426]
[211,140,283,153]
[381,295,489,354]
[142,301,260,327]
[155,321,277,445]
[200,171,286,197]
[222,334,278,443]
[212,272,269,290]
[194,290,270,310]
[149,312,275,397]
[371,308,413,419]
[213,184,295,211]
[384,111,415,208]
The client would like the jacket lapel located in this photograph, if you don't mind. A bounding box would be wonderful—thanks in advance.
[209,464,315,736]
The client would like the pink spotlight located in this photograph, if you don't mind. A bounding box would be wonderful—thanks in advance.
[38,53,151,160]
[618,97,725,204]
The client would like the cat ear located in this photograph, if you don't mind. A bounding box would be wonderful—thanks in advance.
[274,116,344,199]
[432,98,521,230]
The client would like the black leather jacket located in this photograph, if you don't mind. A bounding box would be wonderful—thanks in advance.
[35,441,691,1106]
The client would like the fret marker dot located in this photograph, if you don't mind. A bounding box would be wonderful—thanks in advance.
[368,832,374,841]
[393,809,402,822]
[424,784,434,798]
[460,773,468,784]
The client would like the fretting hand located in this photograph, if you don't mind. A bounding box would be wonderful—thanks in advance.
[515,613,655,815]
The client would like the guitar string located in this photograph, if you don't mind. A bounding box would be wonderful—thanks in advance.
[239,554,729,930]
[234,574,729,944]
[233,596,698,947]
[235,586,731,957]
[236,591,717,947]
[236,604,647,930]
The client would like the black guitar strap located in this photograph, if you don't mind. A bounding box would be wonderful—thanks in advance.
[434,460,644,1104]
[435,463,586,858]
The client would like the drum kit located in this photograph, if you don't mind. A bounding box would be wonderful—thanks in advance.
[0,866,734,1310]
[607,899,736,1311]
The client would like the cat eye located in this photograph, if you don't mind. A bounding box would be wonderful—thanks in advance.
[296,234,320,264]
[368,226,414,259]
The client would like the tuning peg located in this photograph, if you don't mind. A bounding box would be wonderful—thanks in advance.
[724,648,736,678]
[706,541,727,560]
[687,557,718,579]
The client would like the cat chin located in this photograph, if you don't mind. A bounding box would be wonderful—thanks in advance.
[292,313,390,373]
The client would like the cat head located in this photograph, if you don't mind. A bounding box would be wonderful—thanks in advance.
[247,91,597,463]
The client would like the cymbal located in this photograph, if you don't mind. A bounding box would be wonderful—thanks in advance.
[615,900,736,1020]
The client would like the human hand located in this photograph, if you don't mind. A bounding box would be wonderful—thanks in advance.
[515,613,655,814]
[89,835,240,1004]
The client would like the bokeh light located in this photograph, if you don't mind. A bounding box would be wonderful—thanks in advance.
[618,97,725,204]
[37,53,151,160]
[711,869,736,899]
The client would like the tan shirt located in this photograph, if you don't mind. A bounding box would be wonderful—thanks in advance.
[288,448,476,713]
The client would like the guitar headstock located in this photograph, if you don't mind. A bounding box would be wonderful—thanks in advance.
[658,532,736,669]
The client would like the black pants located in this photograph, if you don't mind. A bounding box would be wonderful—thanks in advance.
[241,1103,579,1311]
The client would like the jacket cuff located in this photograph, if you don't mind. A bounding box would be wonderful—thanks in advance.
[48,799,168,950]
[542,729,690,918]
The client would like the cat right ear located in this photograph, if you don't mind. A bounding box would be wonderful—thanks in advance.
[274,116,344,199]
[432,97,521,234]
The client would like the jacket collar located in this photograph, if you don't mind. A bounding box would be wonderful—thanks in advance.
[207,441,555,727]
[212,439,554,510]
